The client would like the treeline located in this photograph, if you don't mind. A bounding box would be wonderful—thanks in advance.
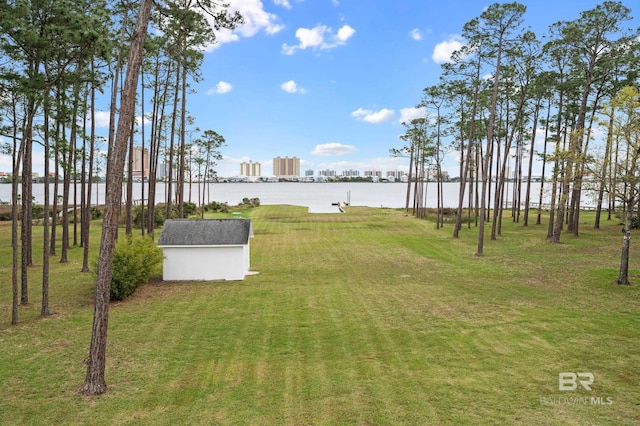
[396,2,639,282]
[0,0,241,326]
[0,0,243,394]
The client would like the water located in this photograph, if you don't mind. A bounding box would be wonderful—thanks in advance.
[0,181,572,213]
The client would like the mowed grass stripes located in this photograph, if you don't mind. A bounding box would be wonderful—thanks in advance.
[0,205,639,425]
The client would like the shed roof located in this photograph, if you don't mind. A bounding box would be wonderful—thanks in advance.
[158,218,253,246]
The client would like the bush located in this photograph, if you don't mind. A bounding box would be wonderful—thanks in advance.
[132,205,165,229]
[205,201,223,212]
[32,204,44,221]
[90,206,103,220]
[242,197,260,207]
[109,236,163,301]
[183,201,197,216]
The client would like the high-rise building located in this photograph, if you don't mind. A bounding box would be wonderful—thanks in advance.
[318,169,337,177]
[387,170,406,178]
[273,156,300,177]
[132,147,149,178]
[240,160,261,177]
[342,169,360,177]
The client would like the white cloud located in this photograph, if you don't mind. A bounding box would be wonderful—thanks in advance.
[409,29,422,41]
[274,0,291,9]
[312,143,356,156]
[135,114,153,127]
[281,80,306,94]
[299,26,326,48]
[336,25,355,44]
[398,106,426,125]
[209,81,233,95]
[207,0,285,51]
[432,35,465,64]
[351,107,395,124]
[369,156,409,171]
[282,24,355,55]
[91,111,111,128]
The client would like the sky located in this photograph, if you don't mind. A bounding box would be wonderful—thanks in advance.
[2,0,639,178]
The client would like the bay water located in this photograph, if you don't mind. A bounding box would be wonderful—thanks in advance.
[0,181,574,213]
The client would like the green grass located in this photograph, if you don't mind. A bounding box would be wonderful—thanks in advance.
[0,206,639,425]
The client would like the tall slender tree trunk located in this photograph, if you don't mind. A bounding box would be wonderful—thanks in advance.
[477,61,503,255]
[617,206,633,285]
[82,73,96,273]
[11,97,22,325]
[140,66,146,237]
[404,143,414,214]
[105,6,130,197]
[61,103,77,264]
[166,62,181,219]
[21,95,36,304]
[80,0,153,395]
[595,105,615,229]
[50,134,59,255]
[126,122,134,235]
[454,89,478,237]
[42,98,51,317]
[536,99,551,225]
[178,62,188,218]
[80,96,87,250]
[147,60,171,238]
[523,103,540,226]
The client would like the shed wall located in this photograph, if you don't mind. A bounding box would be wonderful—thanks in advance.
[162,246,246,281]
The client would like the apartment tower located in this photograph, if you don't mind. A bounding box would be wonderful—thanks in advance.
[272,156,300,177]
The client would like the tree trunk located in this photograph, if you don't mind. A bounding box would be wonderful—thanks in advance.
[147,57,172,238]
[60,121,73,263]
[42,95,52,316]
[82,74,96,273]
[404,143,414,214]
[617,208,632,285]
[126,122,134,235]
[178,62,188,218]
[11,97,22,325]
[166,61,181,219]
[536,98,552,225]
[140,66,146,237]
[80,0,153,395]
[523,103,540,226]
[595,105,615,229]
[454,87,478,238]
[21,95,36,304]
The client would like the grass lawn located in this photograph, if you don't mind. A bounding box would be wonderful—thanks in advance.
[0,205,639,425]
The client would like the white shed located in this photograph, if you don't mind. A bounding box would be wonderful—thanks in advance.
[157,218,254,281]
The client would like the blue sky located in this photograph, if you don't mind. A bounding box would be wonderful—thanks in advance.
[2,1,638,178]
[188,0,639,177]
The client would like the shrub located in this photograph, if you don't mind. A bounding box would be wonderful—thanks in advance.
[242,197,260,207]
[183,201,197,216]
[132,205,165,229]
[109,236,163,301]
[205,201,223,212]
[32,204,44,221]
[90,206,103,220]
